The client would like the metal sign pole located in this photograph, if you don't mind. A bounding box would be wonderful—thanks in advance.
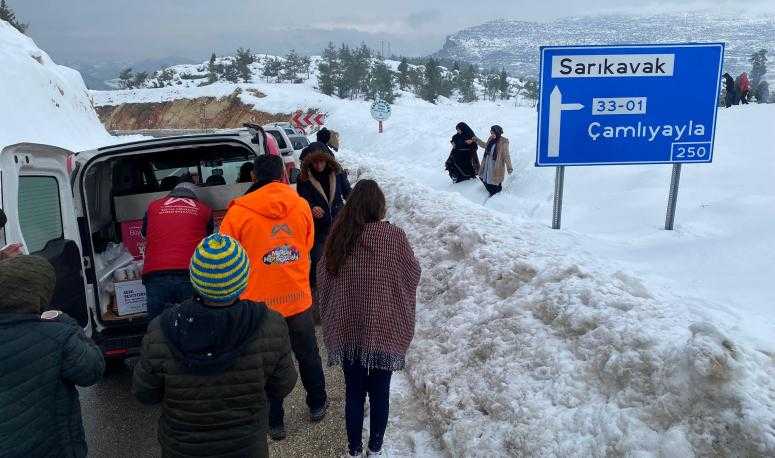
[552,166,565,229]
[665,163,682,230]
[379,121,383,133]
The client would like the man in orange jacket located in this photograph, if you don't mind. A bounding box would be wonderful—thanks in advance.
[220,154,327,440]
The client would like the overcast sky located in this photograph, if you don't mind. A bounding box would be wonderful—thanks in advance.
[12,0,775,65]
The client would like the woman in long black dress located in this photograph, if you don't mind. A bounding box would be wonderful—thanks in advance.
[445,122,480,183]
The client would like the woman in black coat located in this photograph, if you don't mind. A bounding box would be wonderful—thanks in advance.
[296,149,352,289]
[446,122,480,183]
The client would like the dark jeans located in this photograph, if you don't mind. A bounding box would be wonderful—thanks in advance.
[143,272,192,321]
[342,360,393,454]
[309,239,325,288]
[484,183,503,196]
[268,309,327,427]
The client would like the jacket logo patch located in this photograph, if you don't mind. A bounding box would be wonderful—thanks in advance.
[263,245,300,265]
[271,224,293,237]
[164,197,197,208]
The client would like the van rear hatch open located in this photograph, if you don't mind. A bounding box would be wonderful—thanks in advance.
[74,135,260,353]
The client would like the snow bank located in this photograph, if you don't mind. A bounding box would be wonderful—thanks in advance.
[342,157,775,456]
[92,62,775,455]
[0,21,113,151]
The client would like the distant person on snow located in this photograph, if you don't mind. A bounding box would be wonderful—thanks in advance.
[0,255,105,458]
[722,73,737,108]
[296,148,352,295]
[445,122,480,183]
[316,127,341,153]
[142,178,214,321]
[476,125,513,197]
[737,72,751,105]
[316,179,421,457]
[132,234,298,458]
[329,130,341,152]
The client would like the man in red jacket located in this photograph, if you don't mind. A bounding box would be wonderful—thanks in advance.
[142,179,213,320]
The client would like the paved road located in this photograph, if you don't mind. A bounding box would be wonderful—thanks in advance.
[80,328,348,457]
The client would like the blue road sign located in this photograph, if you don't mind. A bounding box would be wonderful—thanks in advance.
[536,43,724,167]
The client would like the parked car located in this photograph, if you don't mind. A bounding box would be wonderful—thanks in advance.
[263,122,310,170]
[0,131,290,359]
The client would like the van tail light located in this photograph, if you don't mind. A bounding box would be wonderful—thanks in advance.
[66,154,75,175]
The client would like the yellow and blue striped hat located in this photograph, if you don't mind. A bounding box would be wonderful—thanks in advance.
[190,234,250,304]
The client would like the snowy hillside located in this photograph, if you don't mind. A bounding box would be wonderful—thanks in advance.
[436,12,775,82]
[0,21,113,151]
[91,70,775,454]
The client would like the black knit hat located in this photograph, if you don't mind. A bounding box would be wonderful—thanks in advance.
[316,128,331,144]
[491,125,504,137]
[0,255,56,314]
[253,154,285,184]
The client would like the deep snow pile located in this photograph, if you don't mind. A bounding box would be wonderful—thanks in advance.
[343,157,775,456]
[0,21,113,151]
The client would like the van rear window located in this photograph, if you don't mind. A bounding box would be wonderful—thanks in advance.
[18,176,63,253]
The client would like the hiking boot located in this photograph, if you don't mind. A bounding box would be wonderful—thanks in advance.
[269,424,286,441]
[342,450,363,457]
[309,399,329,422]
[366,448,384,456]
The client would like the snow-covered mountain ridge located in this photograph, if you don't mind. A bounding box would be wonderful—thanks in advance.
[435,12,775,81]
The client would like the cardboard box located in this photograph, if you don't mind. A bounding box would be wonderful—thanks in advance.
[114,280,147,316]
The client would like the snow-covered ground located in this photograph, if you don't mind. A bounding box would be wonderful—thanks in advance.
[4,32,767,455]
[89,72,775,454]
[0,21,116,151]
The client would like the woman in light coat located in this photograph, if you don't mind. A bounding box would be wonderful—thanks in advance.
[476,125,513,196]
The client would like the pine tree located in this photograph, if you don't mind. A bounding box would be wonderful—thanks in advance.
[207,53,218,84]
[408,67,424,93]
[420,58,442,103]
[156,68,175,87]
[234,48,255,83]
[439,72,454,99]
[755,81,770,104]
[523,78,539,107]
[118,68,134,89]
[282,49,301,83]
[222,62,240,83]
[317,42,338,96]
[132,71,149,89]
[301,56,312,80]
[336,44,353,98]
[367,61,396,102]
[397,58,410,91]
[261,57,282,83]
[457,65,478,102]
[498,70,510,99]
[750,49,768,89]
[0,0,27,34]
[353,44,372,97]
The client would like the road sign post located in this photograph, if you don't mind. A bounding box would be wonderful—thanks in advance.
[552,166,565,229]
[664,163,682,230]
[536,43,724,230]
[370,99,391,133]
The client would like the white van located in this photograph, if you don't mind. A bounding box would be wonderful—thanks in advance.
[0,131,278,358]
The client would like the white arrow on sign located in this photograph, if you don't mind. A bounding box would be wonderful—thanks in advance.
[548,86,584,157]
